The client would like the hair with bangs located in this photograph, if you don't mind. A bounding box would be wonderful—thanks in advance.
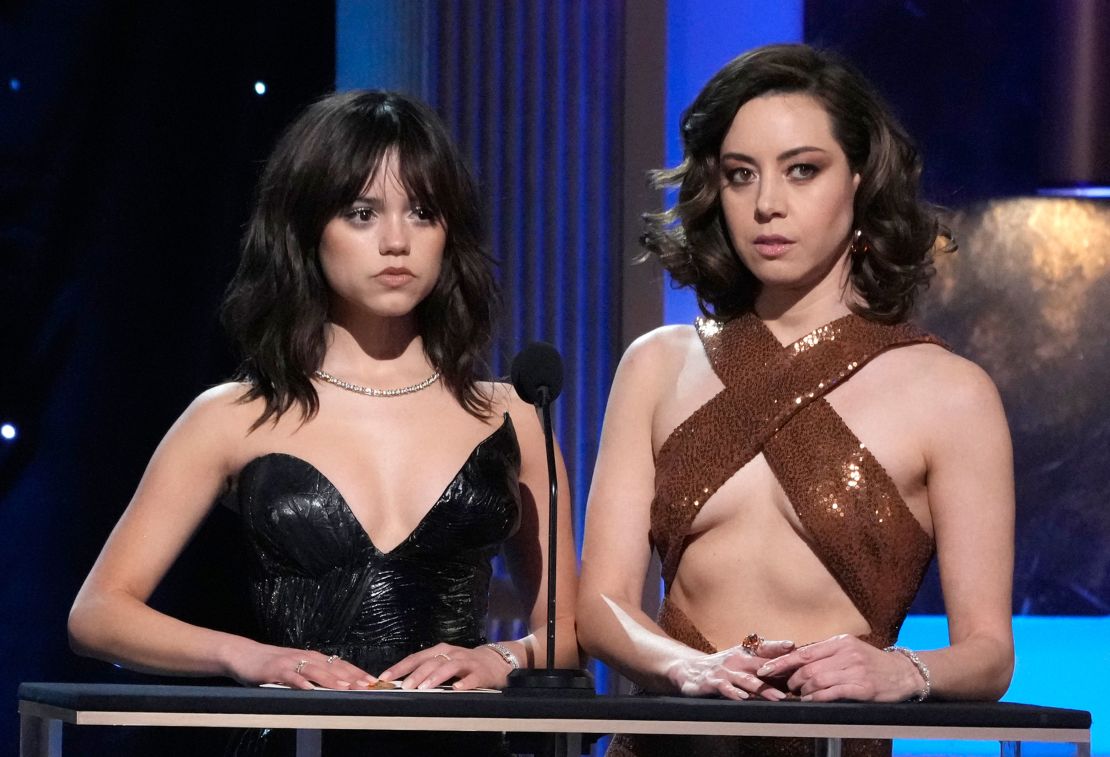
[643,43,953,323]
[222,90,497,426]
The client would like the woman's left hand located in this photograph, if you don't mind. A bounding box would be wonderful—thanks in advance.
[378,643,514,691]
[753,634,924,702]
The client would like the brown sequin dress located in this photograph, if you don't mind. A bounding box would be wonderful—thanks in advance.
[608,313,942,757]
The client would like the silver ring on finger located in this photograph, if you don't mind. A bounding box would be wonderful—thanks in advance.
[294,659,308,675]
[434,652,451,662]
[326,655,340,664]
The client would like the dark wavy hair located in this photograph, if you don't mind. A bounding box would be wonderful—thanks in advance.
[222,90,497,426]
[643,43,954,323]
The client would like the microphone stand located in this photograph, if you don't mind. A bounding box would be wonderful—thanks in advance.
[505,385,594,697]
[542,387,558,670]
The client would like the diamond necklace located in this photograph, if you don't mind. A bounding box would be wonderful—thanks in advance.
[313,368,441,397]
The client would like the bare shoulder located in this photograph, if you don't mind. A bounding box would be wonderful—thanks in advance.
[871,343,1007,444]
[626,323,699,360]
[618,324,699,385]
[881,343,1001,405]
[129,382,270,501]
[164,382,271,460]
[179,382,259,431]
[481,381,542,436]
[482,380,528,414]
[187,381,254,413]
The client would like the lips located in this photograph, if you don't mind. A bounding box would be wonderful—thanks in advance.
[752,235,795,258]
[375,267,415,287]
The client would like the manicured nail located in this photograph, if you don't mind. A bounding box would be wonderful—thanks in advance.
[782,641,795,649]
[418,681,430,690]
[736,689,750,699]
[801,695,812,702]
[756,664,774,676]
[379,671,393,681]
[335,680,350,688]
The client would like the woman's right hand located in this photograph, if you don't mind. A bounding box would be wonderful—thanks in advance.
[226,642,376,690]
[666,638,794,701]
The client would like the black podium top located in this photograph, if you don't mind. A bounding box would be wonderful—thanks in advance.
[17,682,1091,731]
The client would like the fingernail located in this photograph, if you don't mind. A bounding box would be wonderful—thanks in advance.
[418,682,430,690]
[379,672,393,681]
[783,641,795,649]
[769,690,786,701]
[737,689,750,699]
[335,680,350,688]
[801,695,812,702]
[756,664,774,676]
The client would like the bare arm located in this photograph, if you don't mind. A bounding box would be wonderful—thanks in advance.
[917,358,1015,699]
[67,385,371,689]
[577,333,689,689]
[578,332,788,699]
[501,387,581,669]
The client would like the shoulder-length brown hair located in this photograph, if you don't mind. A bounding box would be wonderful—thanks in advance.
[643,43,953,323]
[222,90,497,426]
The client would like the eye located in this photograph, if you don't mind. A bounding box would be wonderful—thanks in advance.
[410,204,438,223]
[724,166,756,185]
[787,163,819,180]
[345,207,375,223]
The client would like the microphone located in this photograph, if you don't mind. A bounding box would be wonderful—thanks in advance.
[510,342,564,407]
[505,343,593,697]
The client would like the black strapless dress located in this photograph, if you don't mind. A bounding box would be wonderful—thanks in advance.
[227,414,520,756]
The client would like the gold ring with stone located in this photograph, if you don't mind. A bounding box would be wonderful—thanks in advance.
[740,633,764,655]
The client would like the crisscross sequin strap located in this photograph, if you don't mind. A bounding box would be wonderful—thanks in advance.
[650,313,942,645]
[765,400,934,646]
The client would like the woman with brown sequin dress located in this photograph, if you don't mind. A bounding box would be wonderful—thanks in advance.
[577,45,1015,757]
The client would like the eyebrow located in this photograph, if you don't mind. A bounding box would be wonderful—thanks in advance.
[351,195,383,205]
[720,146,829,163]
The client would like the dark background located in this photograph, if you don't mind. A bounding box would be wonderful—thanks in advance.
[2,2,336,751]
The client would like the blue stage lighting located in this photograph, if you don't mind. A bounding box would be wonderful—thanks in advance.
[0,423,16,441]
[254,80,267,96]
[1037,186,1110,199]
[9,78,20,92]
[895,615,1108,754]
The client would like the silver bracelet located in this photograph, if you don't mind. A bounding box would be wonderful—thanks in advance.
[484,642,520,670]
[884,646,931,701]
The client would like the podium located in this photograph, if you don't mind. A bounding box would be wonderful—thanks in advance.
[18,682,1091,757]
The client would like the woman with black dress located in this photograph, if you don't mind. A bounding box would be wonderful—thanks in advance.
[69,90,579,754]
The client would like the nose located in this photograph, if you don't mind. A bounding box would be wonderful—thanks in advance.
[378,213,409,256]
[754,176,786,221]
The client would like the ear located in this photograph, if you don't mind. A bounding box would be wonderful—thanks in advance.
[851,172,861,192]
